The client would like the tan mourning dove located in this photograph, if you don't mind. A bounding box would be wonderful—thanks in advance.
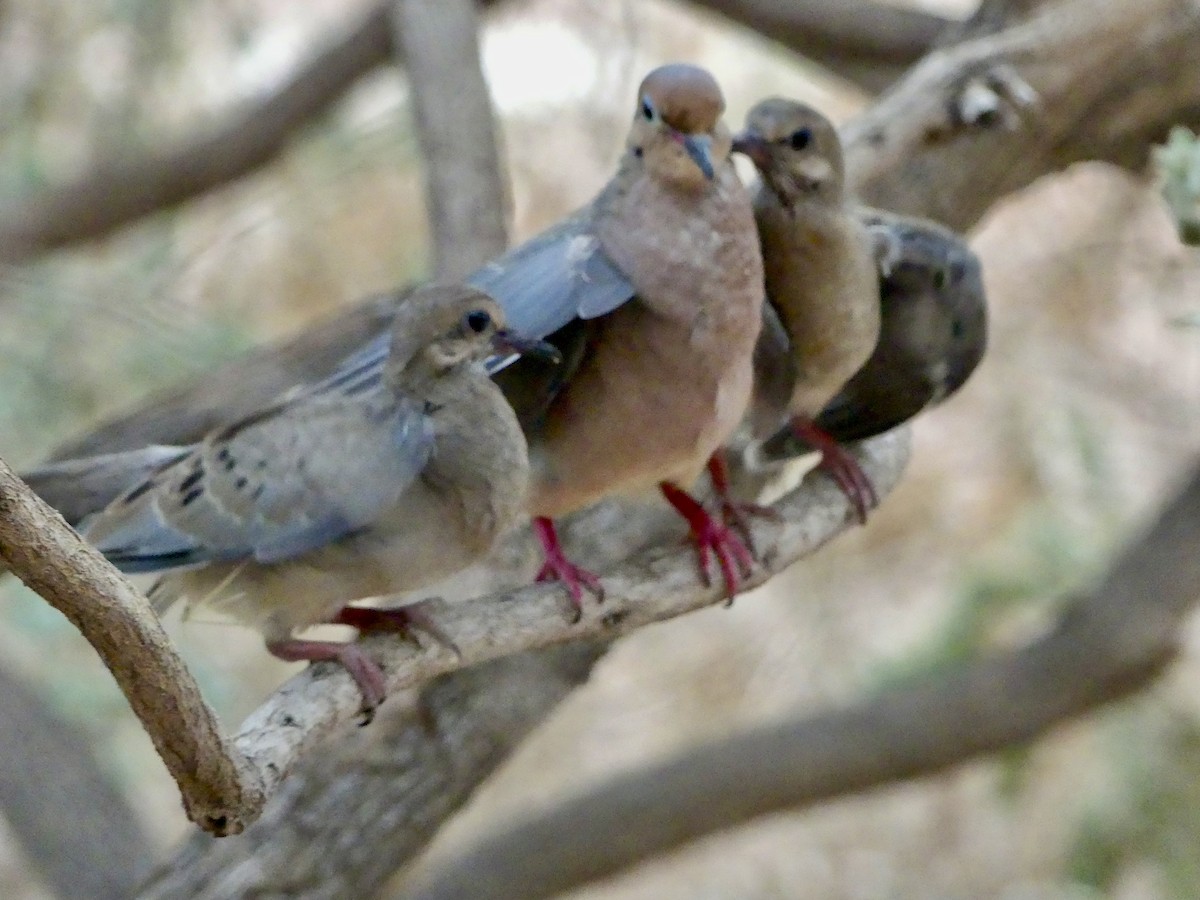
[80,285,557,714]
[726,98,884,524]
[489,62,765,601]
[751,209,988,465]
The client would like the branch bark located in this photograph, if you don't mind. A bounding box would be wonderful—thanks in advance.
[137,642,607,898]
[845,0,1200,228]
[688,0,953,91]
[403,461,1200,900]
[0,456,263,835]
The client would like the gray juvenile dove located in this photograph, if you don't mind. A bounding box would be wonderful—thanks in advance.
[726,98,883,524]
[752,210,988,464]
[80,285,556,714]
[26,64,766,605]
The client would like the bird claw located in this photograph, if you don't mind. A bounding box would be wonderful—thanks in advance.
[332,601,460,658]
[790,419,878,525]
[718,498,781,558]
[660,482,754,601]
[706,451,779,557]
[533,516,604,622]
[266,638,388,723]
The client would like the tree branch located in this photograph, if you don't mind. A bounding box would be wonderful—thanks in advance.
[126,432,904,892]
[137,642,608,898]
[845,0,1200,228]
[0,5,396,263]
[225,431,908,806]
[0,456,263,835]
[0,0,958,265]
[392,0,509,278]
[0,663,153,899]
[688,0,953,91]
[402,461,1200,900]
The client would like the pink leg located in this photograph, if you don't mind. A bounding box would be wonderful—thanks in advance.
[533,516,605,621]
[790,418,878,525]
[267,638,387,723]
[332,603,459,656]
[659,481,754,600]
[706,451,780,554]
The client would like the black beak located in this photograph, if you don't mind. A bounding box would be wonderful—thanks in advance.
[731,130,770,170]
[491,330,562,365]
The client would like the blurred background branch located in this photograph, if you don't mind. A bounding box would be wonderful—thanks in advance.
[0,663,151,900]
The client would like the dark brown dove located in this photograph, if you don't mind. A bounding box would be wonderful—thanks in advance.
[750,209,987,464]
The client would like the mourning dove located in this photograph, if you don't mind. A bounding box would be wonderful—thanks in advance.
[751,210,987,464]
[80,285,556,714]
[27,64,765,604]
[498,63,764,602]
[729,98,883,524]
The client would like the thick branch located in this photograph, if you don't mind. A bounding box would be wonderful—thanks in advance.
[0,456,262,834]
[403,462,1200,900]
[228,432,908,802]
[137,642,607,898]
[688,0,953,91]
[845,0,1200,228]
[392,0,509,278]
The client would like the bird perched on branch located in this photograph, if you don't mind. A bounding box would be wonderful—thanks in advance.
[26,64,767,607]
[725,98,885,525]
[750,209,987,465]
[80,285,556,716]
[481,62,765,604]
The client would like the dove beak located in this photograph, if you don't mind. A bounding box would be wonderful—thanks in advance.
[678,133,715,180]
[731,130,770,170]
[491,330,562,365]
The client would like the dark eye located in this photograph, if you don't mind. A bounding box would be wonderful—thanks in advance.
[641,98,654,121]
[789,127,812,150]
[932,268,948,291]
[464,310,492,333]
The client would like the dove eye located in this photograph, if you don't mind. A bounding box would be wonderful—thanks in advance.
[641,97,655,121]
[789,127,812,150]
[463,310,492,334]
[932,268,948,291]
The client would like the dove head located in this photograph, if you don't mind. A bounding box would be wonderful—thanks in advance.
[385,285,560,389]
[628,63,731,190]
[733,98,845,207]
[385,286,512,388]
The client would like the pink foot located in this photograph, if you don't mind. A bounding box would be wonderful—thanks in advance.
[266,638,387,723]
[706,452,780,555]
[790,419,878,525]
[660,481,754,601]
[332,602,459,657]
[533,516,604,622]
